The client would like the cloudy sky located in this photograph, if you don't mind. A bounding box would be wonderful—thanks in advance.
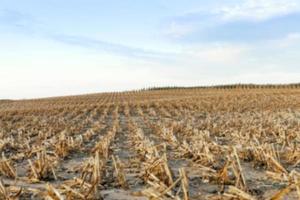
[0,0,299,99]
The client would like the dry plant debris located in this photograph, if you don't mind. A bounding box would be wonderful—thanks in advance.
[0,87,299,199]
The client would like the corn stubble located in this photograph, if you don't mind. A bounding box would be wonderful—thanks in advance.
[0,86,299,199]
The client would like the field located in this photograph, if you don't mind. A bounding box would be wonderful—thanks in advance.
[0,87,300,199]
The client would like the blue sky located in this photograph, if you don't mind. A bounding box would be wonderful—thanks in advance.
[0,0,299,99]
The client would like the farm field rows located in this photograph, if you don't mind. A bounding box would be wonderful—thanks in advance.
[0,88,300,199]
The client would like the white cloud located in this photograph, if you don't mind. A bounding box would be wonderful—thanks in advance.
[226,72,300,84]
[185,44,247,64]
[164,21,195,38]
[276,32,300,47]
[217,0,300,21]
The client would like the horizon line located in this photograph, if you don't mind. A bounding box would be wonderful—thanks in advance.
[2,82,299,101]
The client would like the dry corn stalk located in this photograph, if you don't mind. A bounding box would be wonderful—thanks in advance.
[0,154,16,179]
[140,152,174,187]
[112,155,128,189]
[154,124,179,147]
[0,179,22,200]
[60,118,119,200]
[142,173,178,200]
[225,186,256,200]
[264,170,300,199]
[293,171,300,199]
[53,152,104,200]
[80,151,104,186]
[178,139,216,167]
[268,184,293,200]
[129,120,174,186]
[27,150,58,182]
[59,178,102,200]
[229,147,247,191]
[92,127,116,159]
[217,160,230,186]
[55,131,82,158]
[266,154,288,174]
[179,168,189,200]
[142,168,189,200]
[45,183,64,200]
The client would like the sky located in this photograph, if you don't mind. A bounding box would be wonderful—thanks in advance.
[0,0,299,99]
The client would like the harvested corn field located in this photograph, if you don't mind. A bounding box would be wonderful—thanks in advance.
[0,87,300,200]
